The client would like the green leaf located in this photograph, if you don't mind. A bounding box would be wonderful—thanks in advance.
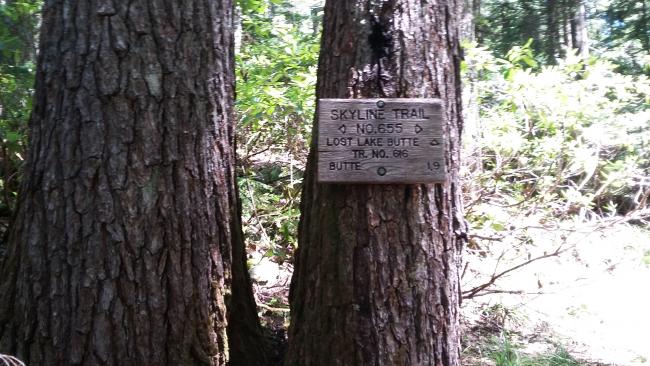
[490,222,506,232]
[5,131,22,143]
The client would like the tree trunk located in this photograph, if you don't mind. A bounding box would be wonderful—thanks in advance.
[546,0,561,61]
[473,0,482,43]
[562,0,573,50]
[642,0,650,53]
[570,0,589,59]
[461,0,476,43]
[0,0,266,365]
[285,0,466,365]
[519,0,537,42]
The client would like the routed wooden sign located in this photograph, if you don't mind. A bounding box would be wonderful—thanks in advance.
[317,98,445,183]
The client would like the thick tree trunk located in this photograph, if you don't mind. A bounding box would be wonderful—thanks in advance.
[0,0,266,365]
[285,0,466,365]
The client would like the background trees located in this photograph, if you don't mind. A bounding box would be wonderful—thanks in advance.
[605,0,649,53]
[477,0,589,62]
[0,0,648,364]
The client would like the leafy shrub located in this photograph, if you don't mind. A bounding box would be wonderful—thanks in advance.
[236,0,319,163]
[463,41,649,225]
[238,163,302,262]
[235,0,321,261]
[0,0,40,213]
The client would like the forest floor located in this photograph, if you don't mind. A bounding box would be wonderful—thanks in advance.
[252,220,650,366]
[461,221,650,366]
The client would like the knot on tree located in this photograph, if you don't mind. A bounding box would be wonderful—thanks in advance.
[368,15,392,61]
[367,15,395,95]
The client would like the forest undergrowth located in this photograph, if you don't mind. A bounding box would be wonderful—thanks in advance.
[0,0,648,364]
[234,2,649,364]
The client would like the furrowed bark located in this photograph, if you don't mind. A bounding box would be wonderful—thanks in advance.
[0,0,266,364]
[286,0,466,365]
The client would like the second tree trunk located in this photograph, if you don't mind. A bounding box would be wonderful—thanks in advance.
[286,0,466,365]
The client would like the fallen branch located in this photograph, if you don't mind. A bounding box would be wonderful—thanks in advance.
[464,289,545,298]
[469,233,505,241]
[462,244,566,300]
[257,302,291,313]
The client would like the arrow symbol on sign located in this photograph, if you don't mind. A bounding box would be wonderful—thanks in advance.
[430,139,440,146]
[339,125,346,134]
[415,124,423,134]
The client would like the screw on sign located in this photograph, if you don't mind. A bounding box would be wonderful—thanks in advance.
[317,98,446,183]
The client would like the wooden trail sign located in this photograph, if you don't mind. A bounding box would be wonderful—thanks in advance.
[317,98,445,183]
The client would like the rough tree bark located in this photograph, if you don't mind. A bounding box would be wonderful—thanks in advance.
[285,0,466,365]
[0,0,266,365]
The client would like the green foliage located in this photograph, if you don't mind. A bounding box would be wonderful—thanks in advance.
[491,334,520,366]
[463,303,587,366]
[490,335,583,366]
[236,0,322,261]
[479,0,650,72]
[238,163,302,261]
[0,0,40,212]
[479,0,546,61]
[463,41,650,225]
[522,348,582,366]
[604,0,650,54]
[236,0,320,160]
[596,0,650,75]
